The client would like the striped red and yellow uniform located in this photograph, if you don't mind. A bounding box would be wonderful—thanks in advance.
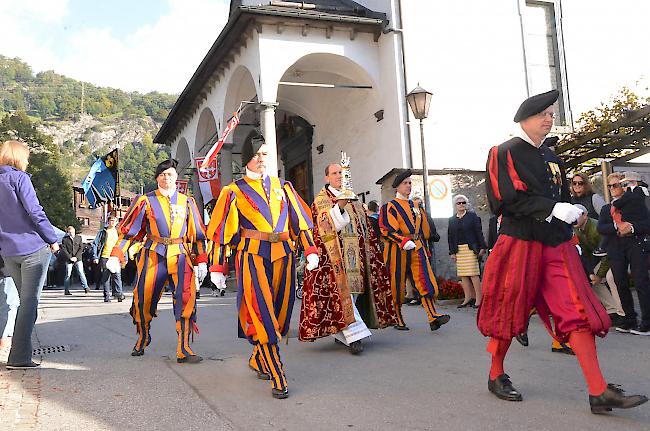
[380,197,445,327]
[207,175,315,391]
[111,189,207,359]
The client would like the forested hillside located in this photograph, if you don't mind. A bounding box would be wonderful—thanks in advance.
[0,55,174,195]
[0,55,175,122]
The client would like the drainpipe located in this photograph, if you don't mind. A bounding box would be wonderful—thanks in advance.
[390,0,413,168]
[516,0,530,97]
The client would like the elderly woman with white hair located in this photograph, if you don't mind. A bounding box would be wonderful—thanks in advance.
[448,194,487,308]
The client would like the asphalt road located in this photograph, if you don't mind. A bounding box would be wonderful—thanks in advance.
[1,286,649,431]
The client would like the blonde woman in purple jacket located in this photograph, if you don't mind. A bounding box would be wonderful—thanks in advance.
[0,140,59,369]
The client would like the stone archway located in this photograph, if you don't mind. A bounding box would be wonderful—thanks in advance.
[221,65,259,183]
[174,137,192,182]
[275,53,382,201]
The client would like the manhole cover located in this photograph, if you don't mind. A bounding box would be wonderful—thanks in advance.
[33,345,70,356]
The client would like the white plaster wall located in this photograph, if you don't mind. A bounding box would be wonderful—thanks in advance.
[258,25,399,202]
[170,31,263,163]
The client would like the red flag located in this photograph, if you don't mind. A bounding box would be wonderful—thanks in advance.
[195,157,221,203]
[200,112,240,170]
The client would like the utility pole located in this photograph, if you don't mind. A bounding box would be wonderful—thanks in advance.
[80,82,85,115]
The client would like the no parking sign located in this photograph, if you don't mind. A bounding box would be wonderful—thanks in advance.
[427,175,453,218]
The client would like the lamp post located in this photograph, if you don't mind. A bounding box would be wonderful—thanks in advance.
[406,85,433,214]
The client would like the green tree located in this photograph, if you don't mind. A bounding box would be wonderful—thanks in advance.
[121,132,171,193]
[0,112,79,230]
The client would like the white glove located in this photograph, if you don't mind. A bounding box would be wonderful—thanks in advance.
[306,253,319,271]
[210,272,227,291]
[550,202,583,225]
[106,257,121,274]
[194,263,207,284]
[402,240,416,251]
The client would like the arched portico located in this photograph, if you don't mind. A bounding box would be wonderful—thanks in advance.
[273,52,383,202]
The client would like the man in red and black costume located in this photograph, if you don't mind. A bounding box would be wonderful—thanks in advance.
[479,89,647,414]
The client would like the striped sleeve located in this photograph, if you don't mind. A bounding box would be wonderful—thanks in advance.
[379,202,409,247]
[284,182,317,256]
[206,186,238,273]
[187,196,208,264]
[111,194,148,263]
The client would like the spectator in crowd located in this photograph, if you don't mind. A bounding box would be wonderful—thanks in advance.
[365,200,382,241]
[93,216,125,303]
[0,255,20,354]
[61,226,90,295]
[570,172,606,220]
[82,242,98,286]
[448,194,487,308]
[572,204,625,326]
[597,172,650,335]
[0,140,59,369]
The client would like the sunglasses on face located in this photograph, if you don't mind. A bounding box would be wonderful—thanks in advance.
[456,201,467,205]
[607,183,621,189]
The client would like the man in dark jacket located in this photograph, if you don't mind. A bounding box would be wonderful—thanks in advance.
[61,226,89,295]
[597,172,650,336]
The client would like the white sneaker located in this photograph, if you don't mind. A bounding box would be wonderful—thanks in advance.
[630,325,650,336]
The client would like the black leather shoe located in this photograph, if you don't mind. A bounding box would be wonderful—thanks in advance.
[117,294,125,302]
[177,355,203,364]
[515,333,529,347]
[272,388,289,399]
[457,298,475,308]
[131,347,144,356]
[84,288,89,294]
[249,365,271,380]
[394,325,410,331]
[349,340,363,355]
[6,361,41,370]
[64,291,72,296]
[488,374,523,402]
[589,384,648,414]
[430,315,451,331]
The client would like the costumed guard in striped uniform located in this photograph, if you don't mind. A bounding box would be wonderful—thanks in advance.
[207,132,318,399]
[106,159,208,363]
[299,159,397,354]
[479,89,647,413]
[379,170,450,331]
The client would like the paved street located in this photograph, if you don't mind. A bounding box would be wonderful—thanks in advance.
[1,286,649,431]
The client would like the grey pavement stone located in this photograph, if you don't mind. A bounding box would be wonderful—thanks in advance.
[0,286,648,430]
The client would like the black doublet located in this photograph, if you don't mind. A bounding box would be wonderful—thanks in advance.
[485,137,572,246]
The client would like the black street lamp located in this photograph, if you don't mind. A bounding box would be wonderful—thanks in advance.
[406,85,433,214]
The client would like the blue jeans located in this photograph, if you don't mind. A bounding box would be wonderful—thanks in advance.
[100,257,123,299]
[64,260,89,292]
[3,246,51,364]
[0,276,20,338]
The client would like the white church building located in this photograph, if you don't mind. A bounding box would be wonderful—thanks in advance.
[155,0,575,210]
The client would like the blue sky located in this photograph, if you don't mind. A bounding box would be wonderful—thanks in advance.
[0,0,230,93]
[61,0,169,40]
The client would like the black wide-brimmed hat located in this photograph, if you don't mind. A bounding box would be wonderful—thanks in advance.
[513,90,559,122]
[392,169,412,188]
[241,130,265,166]
[154,159,178,179]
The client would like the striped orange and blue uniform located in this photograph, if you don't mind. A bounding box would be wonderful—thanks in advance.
[207,175,315,391]
[111,189,207,359]
[379,198,444,327]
